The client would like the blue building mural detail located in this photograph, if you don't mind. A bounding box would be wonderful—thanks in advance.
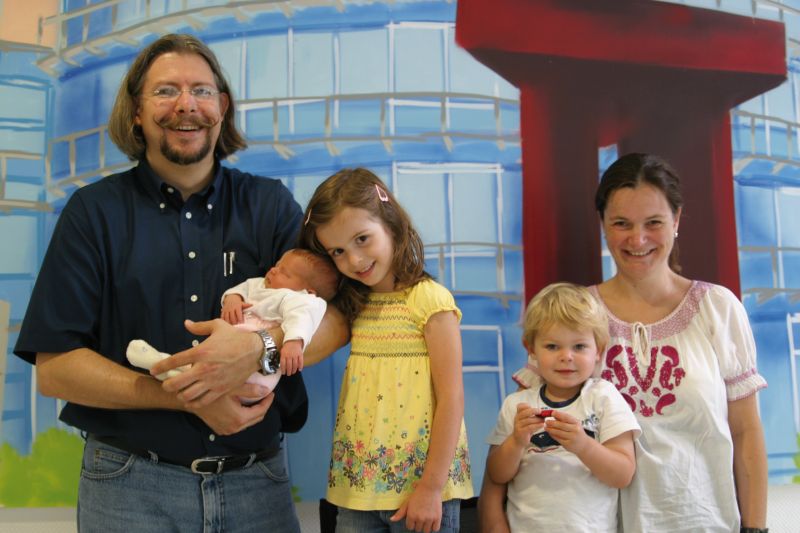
[0,0,799,504]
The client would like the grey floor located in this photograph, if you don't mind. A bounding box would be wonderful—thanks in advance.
[0,501,321,533]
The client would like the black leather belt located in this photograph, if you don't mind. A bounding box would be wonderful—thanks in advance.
[91,435,280,474]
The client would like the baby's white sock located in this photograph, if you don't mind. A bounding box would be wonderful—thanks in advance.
[126,339,186,380]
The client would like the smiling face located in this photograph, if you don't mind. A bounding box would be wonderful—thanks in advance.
[264,252,315,293]
[529,322,600,402]
[315,207,397,292]
[602,183,680,282]
[135,52,229,170]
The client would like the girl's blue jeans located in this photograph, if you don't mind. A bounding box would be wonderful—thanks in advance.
[336,499,461,533]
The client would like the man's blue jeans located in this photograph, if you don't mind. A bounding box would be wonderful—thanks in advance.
[78,436,301,533]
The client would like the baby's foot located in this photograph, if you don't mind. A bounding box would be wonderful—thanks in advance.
[238,372,282,406]
[126,339,186,380]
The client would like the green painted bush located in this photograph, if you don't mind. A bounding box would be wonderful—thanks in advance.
[0,428,82,507]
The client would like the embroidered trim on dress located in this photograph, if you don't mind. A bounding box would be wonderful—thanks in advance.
[590,281,712,342]
[724,367,758,386]
[729,382,767,402]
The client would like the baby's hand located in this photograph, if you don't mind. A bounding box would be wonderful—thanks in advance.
[512,403,545,447]
[221,295,252,325]
[280,339,304,376]
[542,410,589,454]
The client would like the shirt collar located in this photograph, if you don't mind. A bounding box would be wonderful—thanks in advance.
[136,157,223,209]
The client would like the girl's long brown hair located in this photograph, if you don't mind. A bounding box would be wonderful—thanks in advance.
[299,168,430,323]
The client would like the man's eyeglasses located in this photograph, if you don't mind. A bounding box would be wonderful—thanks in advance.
[148,86,220,101]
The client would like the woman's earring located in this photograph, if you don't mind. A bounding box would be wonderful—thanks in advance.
[674,231,679,238]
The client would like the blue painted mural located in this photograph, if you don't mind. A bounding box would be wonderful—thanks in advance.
[0,0,798,507]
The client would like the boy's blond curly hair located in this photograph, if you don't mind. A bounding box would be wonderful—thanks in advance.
[522,282,609,354]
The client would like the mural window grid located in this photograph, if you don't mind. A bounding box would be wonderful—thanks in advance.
[734,179,800,296]
[3,163,46,188]
[47,125,132,193]
[0,78,49,162]
[0,277,38,323]
[50,0,447,35]
[0,81,48,122]
[732,64,800,480]
[789,312,800,435]
[461,324,508,411]
[662,0,791,21]
[392,162,516,297]
[0,156,47,213]
[42,21,520,195]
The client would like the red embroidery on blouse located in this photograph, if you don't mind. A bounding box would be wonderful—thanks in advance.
[592,283,707,417]
[602,344,685,417]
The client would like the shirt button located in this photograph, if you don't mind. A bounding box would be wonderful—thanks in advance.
[207,203,213,210]
[190,294,198,302]
[188,251,196,259]
[192,340,200,347]
[167,187,174,193]
[185,212,192,220]
[209,434,216,442]
[159,202,165,209]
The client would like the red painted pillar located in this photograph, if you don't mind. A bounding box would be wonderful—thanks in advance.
[617,97,740,292]
[520,83,603,292]
[456,0,785,301]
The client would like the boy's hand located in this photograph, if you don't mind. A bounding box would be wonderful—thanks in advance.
[512,403,545,447]
[221,295,252,325]
[542,410,590,454]
[279,339,304,376]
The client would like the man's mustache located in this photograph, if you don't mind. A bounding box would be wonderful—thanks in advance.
[155,115,219,130]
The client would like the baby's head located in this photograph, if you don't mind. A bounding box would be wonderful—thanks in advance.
[264,249,339,301]
[521,283,609,396]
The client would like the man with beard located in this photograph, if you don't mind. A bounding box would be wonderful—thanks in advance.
[14,34,347,532]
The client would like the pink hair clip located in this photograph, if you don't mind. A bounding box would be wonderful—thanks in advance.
[304,209,312,226]
[375,184,389,202]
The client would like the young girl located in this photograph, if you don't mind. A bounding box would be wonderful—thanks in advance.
[487,283,639,532]
[300,168,473,533]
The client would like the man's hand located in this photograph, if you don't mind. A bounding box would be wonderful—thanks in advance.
[280,339,304,376]
[151,319,261,408]
[221,295,252,325]
[190,386,273,435]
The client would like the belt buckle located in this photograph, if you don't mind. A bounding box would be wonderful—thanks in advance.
[191,456,226,474]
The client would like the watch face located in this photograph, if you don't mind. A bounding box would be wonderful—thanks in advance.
[261,348,280,375]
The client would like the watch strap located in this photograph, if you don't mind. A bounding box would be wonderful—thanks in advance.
[256,329,279,375]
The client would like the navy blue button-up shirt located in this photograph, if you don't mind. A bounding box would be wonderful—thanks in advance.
[15,159,305,460]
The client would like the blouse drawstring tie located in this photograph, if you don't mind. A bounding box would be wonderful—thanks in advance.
[631,321,651,366]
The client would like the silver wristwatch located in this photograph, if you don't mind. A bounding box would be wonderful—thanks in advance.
[255,329,279,375]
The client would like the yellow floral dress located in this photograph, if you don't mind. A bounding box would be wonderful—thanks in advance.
[326,279,473,510]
